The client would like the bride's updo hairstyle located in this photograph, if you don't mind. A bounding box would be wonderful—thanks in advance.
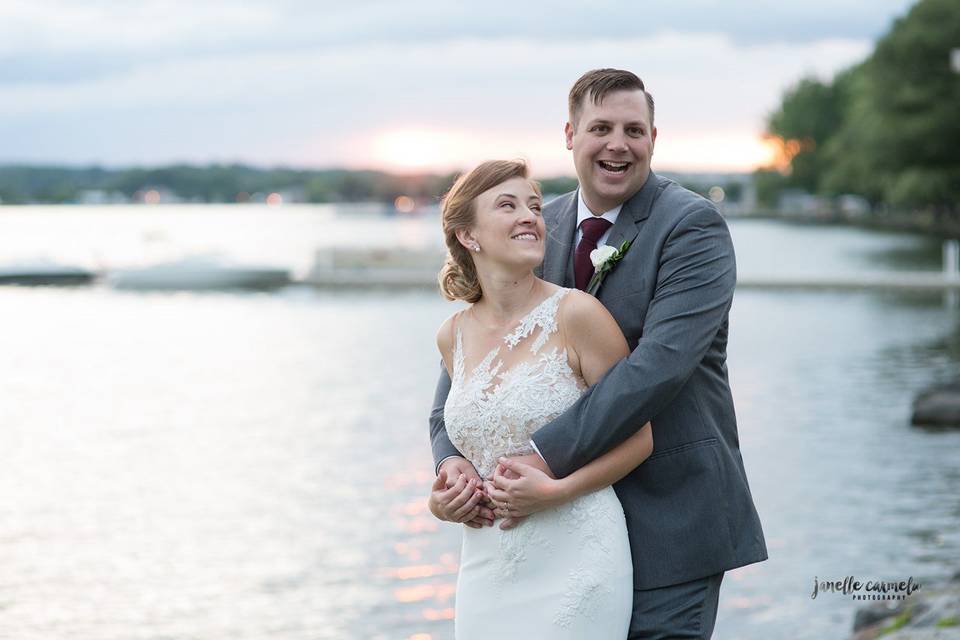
[438,160,540,303]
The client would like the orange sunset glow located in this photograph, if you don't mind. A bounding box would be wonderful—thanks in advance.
[363,127,561,174]
[357,126,778,175]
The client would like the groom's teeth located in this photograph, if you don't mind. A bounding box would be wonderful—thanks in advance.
[599,161,629,172]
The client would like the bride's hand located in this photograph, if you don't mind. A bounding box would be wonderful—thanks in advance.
[489,456,568,520]
[428,470,493,527]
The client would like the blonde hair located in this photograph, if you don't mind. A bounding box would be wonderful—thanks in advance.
[438,160,540,303]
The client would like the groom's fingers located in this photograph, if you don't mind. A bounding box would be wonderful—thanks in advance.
[431,469,447,492]
[475,506,495,522]
[465,509,493,528]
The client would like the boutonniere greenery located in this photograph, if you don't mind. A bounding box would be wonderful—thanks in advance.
[586,240,631,296]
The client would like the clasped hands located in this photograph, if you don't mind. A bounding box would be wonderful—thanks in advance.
[429,454,564,530]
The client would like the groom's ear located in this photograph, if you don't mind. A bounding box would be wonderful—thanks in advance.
[564,121,574,150]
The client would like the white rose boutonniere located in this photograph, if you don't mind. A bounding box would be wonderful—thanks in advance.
[586,240,632,296]
[590,245,618,267]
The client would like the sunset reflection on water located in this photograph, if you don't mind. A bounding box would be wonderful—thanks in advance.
[378,462,461,638]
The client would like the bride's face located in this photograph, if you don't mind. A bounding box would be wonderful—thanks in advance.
[465,176,545,271]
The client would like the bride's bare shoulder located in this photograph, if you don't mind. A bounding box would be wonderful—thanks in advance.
[436,309,466,375]
[559,288,615,327]
[559,288,627,356]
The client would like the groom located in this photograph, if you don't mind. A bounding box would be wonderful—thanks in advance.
[428,68,767,638]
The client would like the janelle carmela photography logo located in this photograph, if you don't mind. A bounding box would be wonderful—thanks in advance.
[811,576,922,601]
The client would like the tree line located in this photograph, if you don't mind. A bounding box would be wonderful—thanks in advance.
[755,0,959,220]
[0,163,581,206]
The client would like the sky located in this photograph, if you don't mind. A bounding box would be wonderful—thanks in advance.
[0,0,918,175]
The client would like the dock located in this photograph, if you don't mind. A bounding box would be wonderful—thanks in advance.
[303,247,960,292]
[302,268,960,292]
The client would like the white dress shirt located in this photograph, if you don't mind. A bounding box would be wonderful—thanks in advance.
[574,189,623,247]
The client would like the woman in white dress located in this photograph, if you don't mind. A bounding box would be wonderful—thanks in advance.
[427,160,654,639]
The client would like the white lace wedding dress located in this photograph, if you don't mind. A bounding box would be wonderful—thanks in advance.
[444,286,632,639]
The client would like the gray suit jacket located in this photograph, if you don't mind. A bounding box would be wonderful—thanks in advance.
[429,171,767,590]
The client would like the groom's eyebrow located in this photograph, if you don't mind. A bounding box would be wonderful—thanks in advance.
[589,118,645,126]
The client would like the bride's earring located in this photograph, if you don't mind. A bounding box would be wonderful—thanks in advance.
[472,244,481,252]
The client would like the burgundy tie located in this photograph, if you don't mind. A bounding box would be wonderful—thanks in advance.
[574,217,613,291]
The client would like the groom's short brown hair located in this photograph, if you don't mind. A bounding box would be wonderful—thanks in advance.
[568,68,655,129]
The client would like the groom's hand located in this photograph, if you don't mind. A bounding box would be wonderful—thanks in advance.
[439,457,481,485]
[431,458,494,527]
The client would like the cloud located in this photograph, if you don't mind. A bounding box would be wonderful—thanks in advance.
[0,29,872,171]
[0,0,914,86]
[0,0,911,169]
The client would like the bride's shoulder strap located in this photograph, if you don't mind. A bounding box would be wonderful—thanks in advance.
[436,310,465,376]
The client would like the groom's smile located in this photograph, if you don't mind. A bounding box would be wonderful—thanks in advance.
[597,160,633,177]
[597,159,632,175]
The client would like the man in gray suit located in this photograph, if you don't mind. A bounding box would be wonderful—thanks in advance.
[428,68,766,639]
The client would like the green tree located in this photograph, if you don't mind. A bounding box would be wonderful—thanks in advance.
[764,76,848,193]
[761,0,960,217]
[752,169,788,209]
[867,0,960,210]
[826,0,960,211]
[538,176,579,195]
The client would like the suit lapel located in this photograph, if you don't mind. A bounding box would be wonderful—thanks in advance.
[543,191,577,287]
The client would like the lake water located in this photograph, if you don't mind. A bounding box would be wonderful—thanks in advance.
[0,204,958,639]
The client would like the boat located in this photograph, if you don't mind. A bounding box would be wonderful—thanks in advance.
[108,257,291,291]
[0,260,96,286]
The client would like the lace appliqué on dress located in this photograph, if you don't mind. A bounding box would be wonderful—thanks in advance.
[552,492,623,626]
[493,516,551,590]
[554,566,611,628]
[445,288,580,478]
[503,288,563,353]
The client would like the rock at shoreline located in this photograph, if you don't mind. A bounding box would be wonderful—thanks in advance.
[852,577,960,639]
[912,385,960,429]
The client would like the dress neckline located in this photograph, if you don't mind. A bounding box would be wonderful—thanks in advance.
[462,286,566,348]
[453,287,569,387]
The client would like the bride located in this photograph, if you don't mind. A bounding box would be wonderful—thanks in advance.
[427,159,653,639]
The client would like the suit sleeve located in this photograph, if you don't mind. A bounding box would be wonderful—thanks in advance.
[531,204,736,478]
[429,361,464,473]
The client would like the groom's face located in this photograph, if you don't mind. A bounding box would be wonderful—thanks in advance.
[565,89,656,213]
